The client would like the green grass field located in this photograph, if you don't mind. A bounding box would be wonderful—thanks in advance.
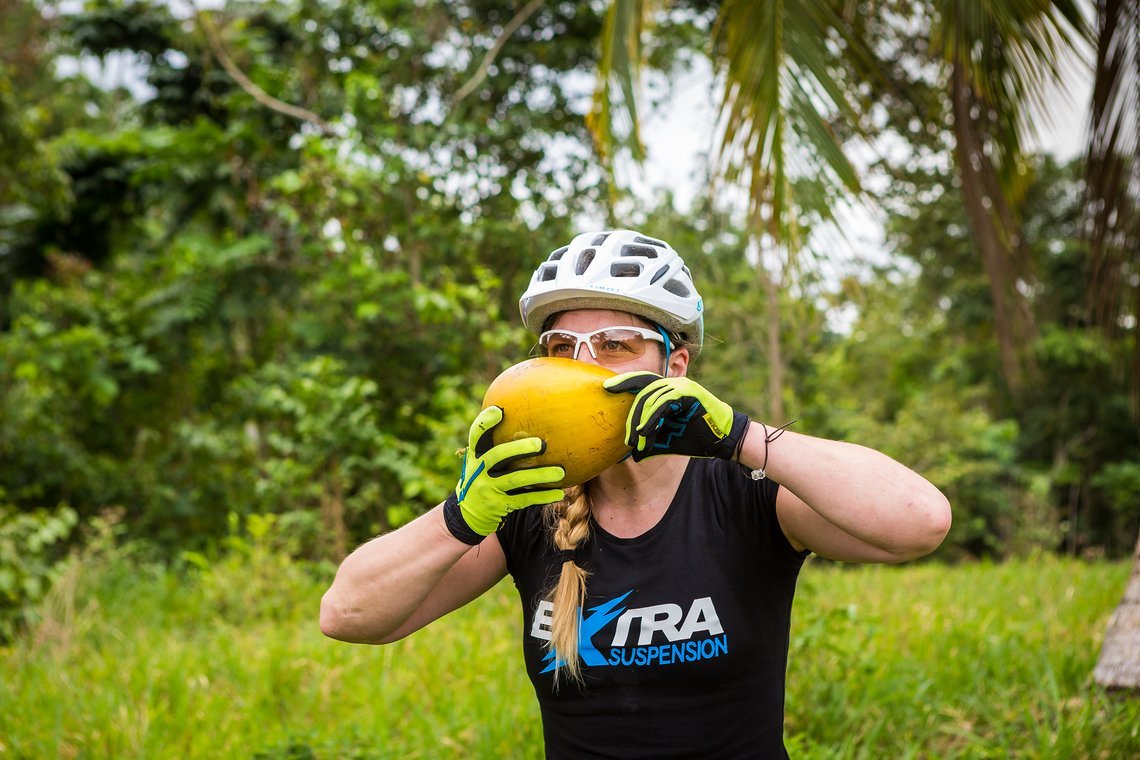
[1,546,1136,759]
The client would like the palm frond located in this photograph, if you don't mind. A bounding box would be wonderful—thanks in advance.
[714,0,869,259]
[933,0,1089,201]
[587,0,649,167]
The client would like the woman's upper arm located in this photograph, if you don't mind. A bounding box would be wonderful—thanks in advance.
[378,532,509,643]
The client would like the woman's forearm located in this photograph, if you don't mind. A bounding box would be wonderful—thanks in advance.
[740,424,951,559]
[319,504,471,644]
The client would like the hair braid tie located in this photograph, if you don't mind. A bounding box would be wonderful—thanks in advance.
[544,485,592,686]
[555,546,582,565]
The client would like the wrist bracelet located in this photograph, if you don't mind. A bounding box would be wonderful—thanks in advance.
[733,418,752,462]
[746,419,797,481]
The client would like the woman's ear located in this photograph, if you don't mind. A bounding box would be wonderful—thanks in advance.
[666,347,690,378]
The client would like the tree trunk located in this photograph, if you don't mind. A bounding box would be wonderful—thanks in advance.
[949,61,1039,394]
[1085,0,1140,418]
[1094,531,1140,690]
[1086,0,1136,332]
[755,233,786,424]
[763,265,786,424]
[1133,281,1139,418]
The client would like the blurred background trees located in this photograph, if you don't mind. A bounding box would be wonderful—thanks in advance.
[0,0,1136,633]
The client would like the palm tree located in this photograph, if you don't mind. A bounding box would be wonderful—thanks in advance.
[1085,0,1139,409]
[931,0,1086,392]
[590,0,1089,399]
[590,0,869,421]
[587,0,1139,690]
[1086,0,1139,692]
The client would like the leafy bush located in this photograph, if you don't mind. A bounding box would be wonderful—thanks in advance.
[0,497,78,641]
[179,512,329,625]
[1091,462,1140,552]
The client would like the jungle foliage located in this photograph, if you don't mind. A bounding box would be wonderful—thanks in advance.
[0,0,1137,636]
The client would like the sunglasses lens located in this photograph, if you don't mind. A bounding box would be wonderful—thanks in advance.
[538,327,657,362]
[539,332,579,358]
[590,329,648,361]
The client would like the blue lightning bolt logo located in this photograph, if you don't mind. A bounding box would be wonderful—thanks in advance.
[540,591,632,673]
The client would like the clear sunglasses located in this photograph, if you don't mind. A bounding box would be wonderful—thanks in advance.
[536,326,666,363]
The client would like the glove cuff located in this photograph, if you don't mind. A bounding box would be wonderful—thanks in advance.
[443,493,485,545]
[714,411,752,460]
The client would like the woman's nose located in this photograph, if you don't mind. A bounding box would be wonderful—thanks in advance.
[574,342,600,364]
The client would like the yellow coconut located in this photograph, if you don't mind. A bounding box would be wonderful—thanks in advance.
[481,357,635,487]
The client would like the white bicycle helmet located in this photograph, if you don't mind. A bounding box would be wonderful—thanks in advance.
[519,229,704,356]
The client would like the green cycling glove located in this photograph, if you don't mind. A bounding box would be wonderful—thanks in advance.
[603,373,750,462]
[443,405,566,545]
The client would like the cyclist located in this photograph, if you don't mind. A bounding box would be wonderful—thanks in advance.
[320,229,951,759]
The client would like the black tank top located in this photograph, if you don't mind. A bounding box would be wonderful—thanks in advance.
[497,457,809,759]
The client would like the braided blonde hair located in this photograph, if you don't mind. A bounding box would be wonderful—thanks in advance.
[543,484,592,685]
[534,309,693,684]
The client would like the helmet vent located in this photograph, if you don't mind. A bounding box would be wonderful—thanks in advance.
[650,264,670,284]
[610,262,641,278]
[575,249,596,275]
[619,244,659,258]
[538,263,558,282]
[634,235,666,247]
[664,278,691,297]
[548,246,569,261]
[591,233,611,246]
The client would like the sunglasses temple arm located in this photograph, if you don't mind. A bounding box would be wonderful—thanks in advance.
[653,323,672,376]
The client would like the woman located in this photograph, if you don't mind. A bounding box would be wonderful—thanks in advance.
[320,229,952,758]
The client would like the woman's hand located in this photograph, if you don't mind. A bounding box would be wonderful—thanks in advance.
[604,373,750,461]
[443,405,566,544]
